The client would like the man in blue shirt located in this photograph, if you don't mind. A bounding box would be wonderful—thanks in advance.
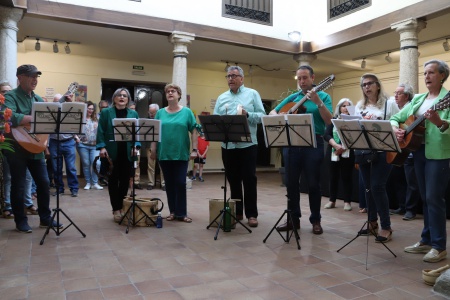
[269,65,332,234]
[213,66,266,227]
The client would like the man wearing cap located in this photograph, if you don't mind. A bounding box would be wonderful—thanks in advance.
[4,64,63,233]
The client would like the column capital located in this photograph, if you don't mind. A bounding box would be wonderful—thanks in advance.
[391,18,426,34]
[293,53,317,66]
[0,6,23,31]
[169,31,196,45]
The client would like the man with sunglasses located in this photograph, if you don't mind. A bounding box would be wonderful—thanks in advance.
[4,64,63,233]
[213,66,266,228]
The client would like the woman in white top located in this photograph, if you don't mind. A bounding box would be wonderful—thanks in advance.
[354,73,399,243]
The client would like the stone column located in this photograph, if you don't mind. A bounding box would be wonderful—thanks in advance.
[0,7,23,87]
[293,53,317,67]
[169,31,195,107]
[391,18,426,93]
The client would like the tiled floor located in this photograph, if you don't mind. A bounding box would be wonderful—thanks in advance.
[0,171,449,299]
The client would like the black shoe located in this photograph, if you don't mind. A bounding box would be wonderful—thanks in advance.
[161,186,166,191]
[39,220,64,229]
[52,191,64,196]
[312,222,323,235]
[276,220,300,232]
[134,184,143,190]
[16,222,32,233]
[147,185,153,190]
[71,190,78,197]
[389,208,405,215]
[99,178,108,186]
[403,211,416,221]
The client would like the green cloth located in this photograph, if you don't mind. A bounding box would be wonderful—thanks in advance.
[4,86,45,159]
[274,90,332,135]
[96,107,140,161]
[156,107,197,161]
[390,87,450,159]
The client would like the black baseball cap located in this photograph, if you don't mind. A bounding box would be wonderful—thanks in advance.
[16,64,42,76]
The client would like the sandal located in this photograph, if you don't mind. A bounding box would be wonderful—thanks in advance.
[26,205,39,215]
[166,214,175,221]
[359,208,367,213]
[375,229,393,243]
[2,209,14,219]
[179,216,192,223]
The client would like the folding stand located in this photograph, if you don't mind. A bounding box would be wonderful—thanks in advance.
[36,104,87,245]
[199,115,252,240]
[333,118,400,266]
[261,114,317,250]
[112,118,161,233]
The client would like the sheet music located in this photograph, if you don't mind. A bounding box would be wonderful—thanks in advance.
[113,118,161,142]
[332,119,400,152]
[30,102,86,134]
[261,114,316,148]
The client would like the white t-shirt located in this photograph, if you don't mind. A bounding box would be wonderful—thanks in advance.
[354,98,399,120]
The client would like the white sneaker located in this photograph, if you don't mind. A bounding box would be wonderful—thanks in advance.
[92,183,104,190]
[84,183,91,190]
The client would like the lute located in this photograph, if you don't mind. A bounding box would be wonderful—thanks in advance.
[279,74,335,114]
[386,92,450,166]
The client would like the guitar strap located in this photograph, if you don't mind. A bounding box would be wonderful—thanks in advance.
[383,98,387,120]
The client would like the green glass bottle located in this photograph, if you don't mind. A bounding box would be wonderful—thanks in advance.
[223,201,231,232]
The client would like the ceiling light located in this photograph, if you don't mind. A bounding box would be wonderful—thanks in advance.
[248,65,253,76]
[361,58,366,69]
[444,39,450,51]
[53,41,59,53]
[35,38,40,51]
[288,31,302,42]
[65,42,71,54]
[224,61,230,72]
[385,52,392,63]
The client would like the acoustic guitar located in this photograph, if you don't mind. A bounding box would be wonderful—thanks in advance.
[386,92,450,166]
[11,82,79,154]
[279,74,335,114]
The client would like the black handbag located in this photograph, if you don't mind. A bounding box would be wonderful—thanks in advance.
[354,150,377,165]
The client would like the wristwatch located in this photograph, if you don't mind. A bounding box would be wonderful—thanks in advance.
[192,149,197,152]
[438,121,449,132]
[317,102,325,109]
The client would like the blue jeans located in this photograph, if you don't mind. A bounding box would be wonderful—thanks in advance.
[159,160,189,218]
[76,143,99,185]
[3,159,33,210]
[4,151,51,225]
[414,145,449,251]
[359,152,392,230]
[49,138,79,193]
[283,136,324,223]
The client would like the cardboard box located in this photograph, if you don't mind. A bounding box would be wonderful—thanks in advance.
[209,198,237,228]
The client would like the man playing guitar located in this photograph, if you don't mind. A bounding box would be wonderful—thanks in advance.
[4,64,63,233]
[269,65,333,235]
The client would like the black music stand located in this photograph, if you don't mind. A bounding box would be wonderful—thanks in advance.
[333,118,400,266]
[112,118,160,233]
[261,114,317,250]
[199,114,252,240]
[33,103,87,245]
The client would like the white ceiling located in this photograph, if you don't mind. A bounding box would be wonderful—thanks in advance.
[17,12,450,81]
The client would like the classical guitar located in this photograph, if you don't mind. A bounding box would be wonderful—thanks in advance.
[279,74,335,114]
[386,92,450,166]
[11,82,79,154]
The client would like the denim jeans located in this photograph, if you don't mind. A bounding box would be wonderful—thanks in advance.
[3,159,33,210]
[159,160,189,217]
[403,156,420,213]
[283,136,324,223]
[76,143,100,185]
[359,152,392,230]
[221,145,258,218]
[414,145,449,251]
[49,138,79,193]
[4,151,51,225]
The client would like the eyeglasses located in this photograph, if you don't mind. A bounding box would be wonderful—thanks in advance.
[166,89,178,94]
[117,94,128,98]
[225,74,242,79]
[87,108,95,111]
[393,91,404,95]
[361,81,377,88]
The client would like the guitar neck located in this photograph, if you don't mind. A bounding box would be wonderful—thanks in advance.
[405,115,426,135]
[287,93,308,114]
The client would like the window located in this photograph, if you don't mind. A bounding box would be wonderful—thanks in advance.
[328,0,371,21]
[223,0,272,26]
